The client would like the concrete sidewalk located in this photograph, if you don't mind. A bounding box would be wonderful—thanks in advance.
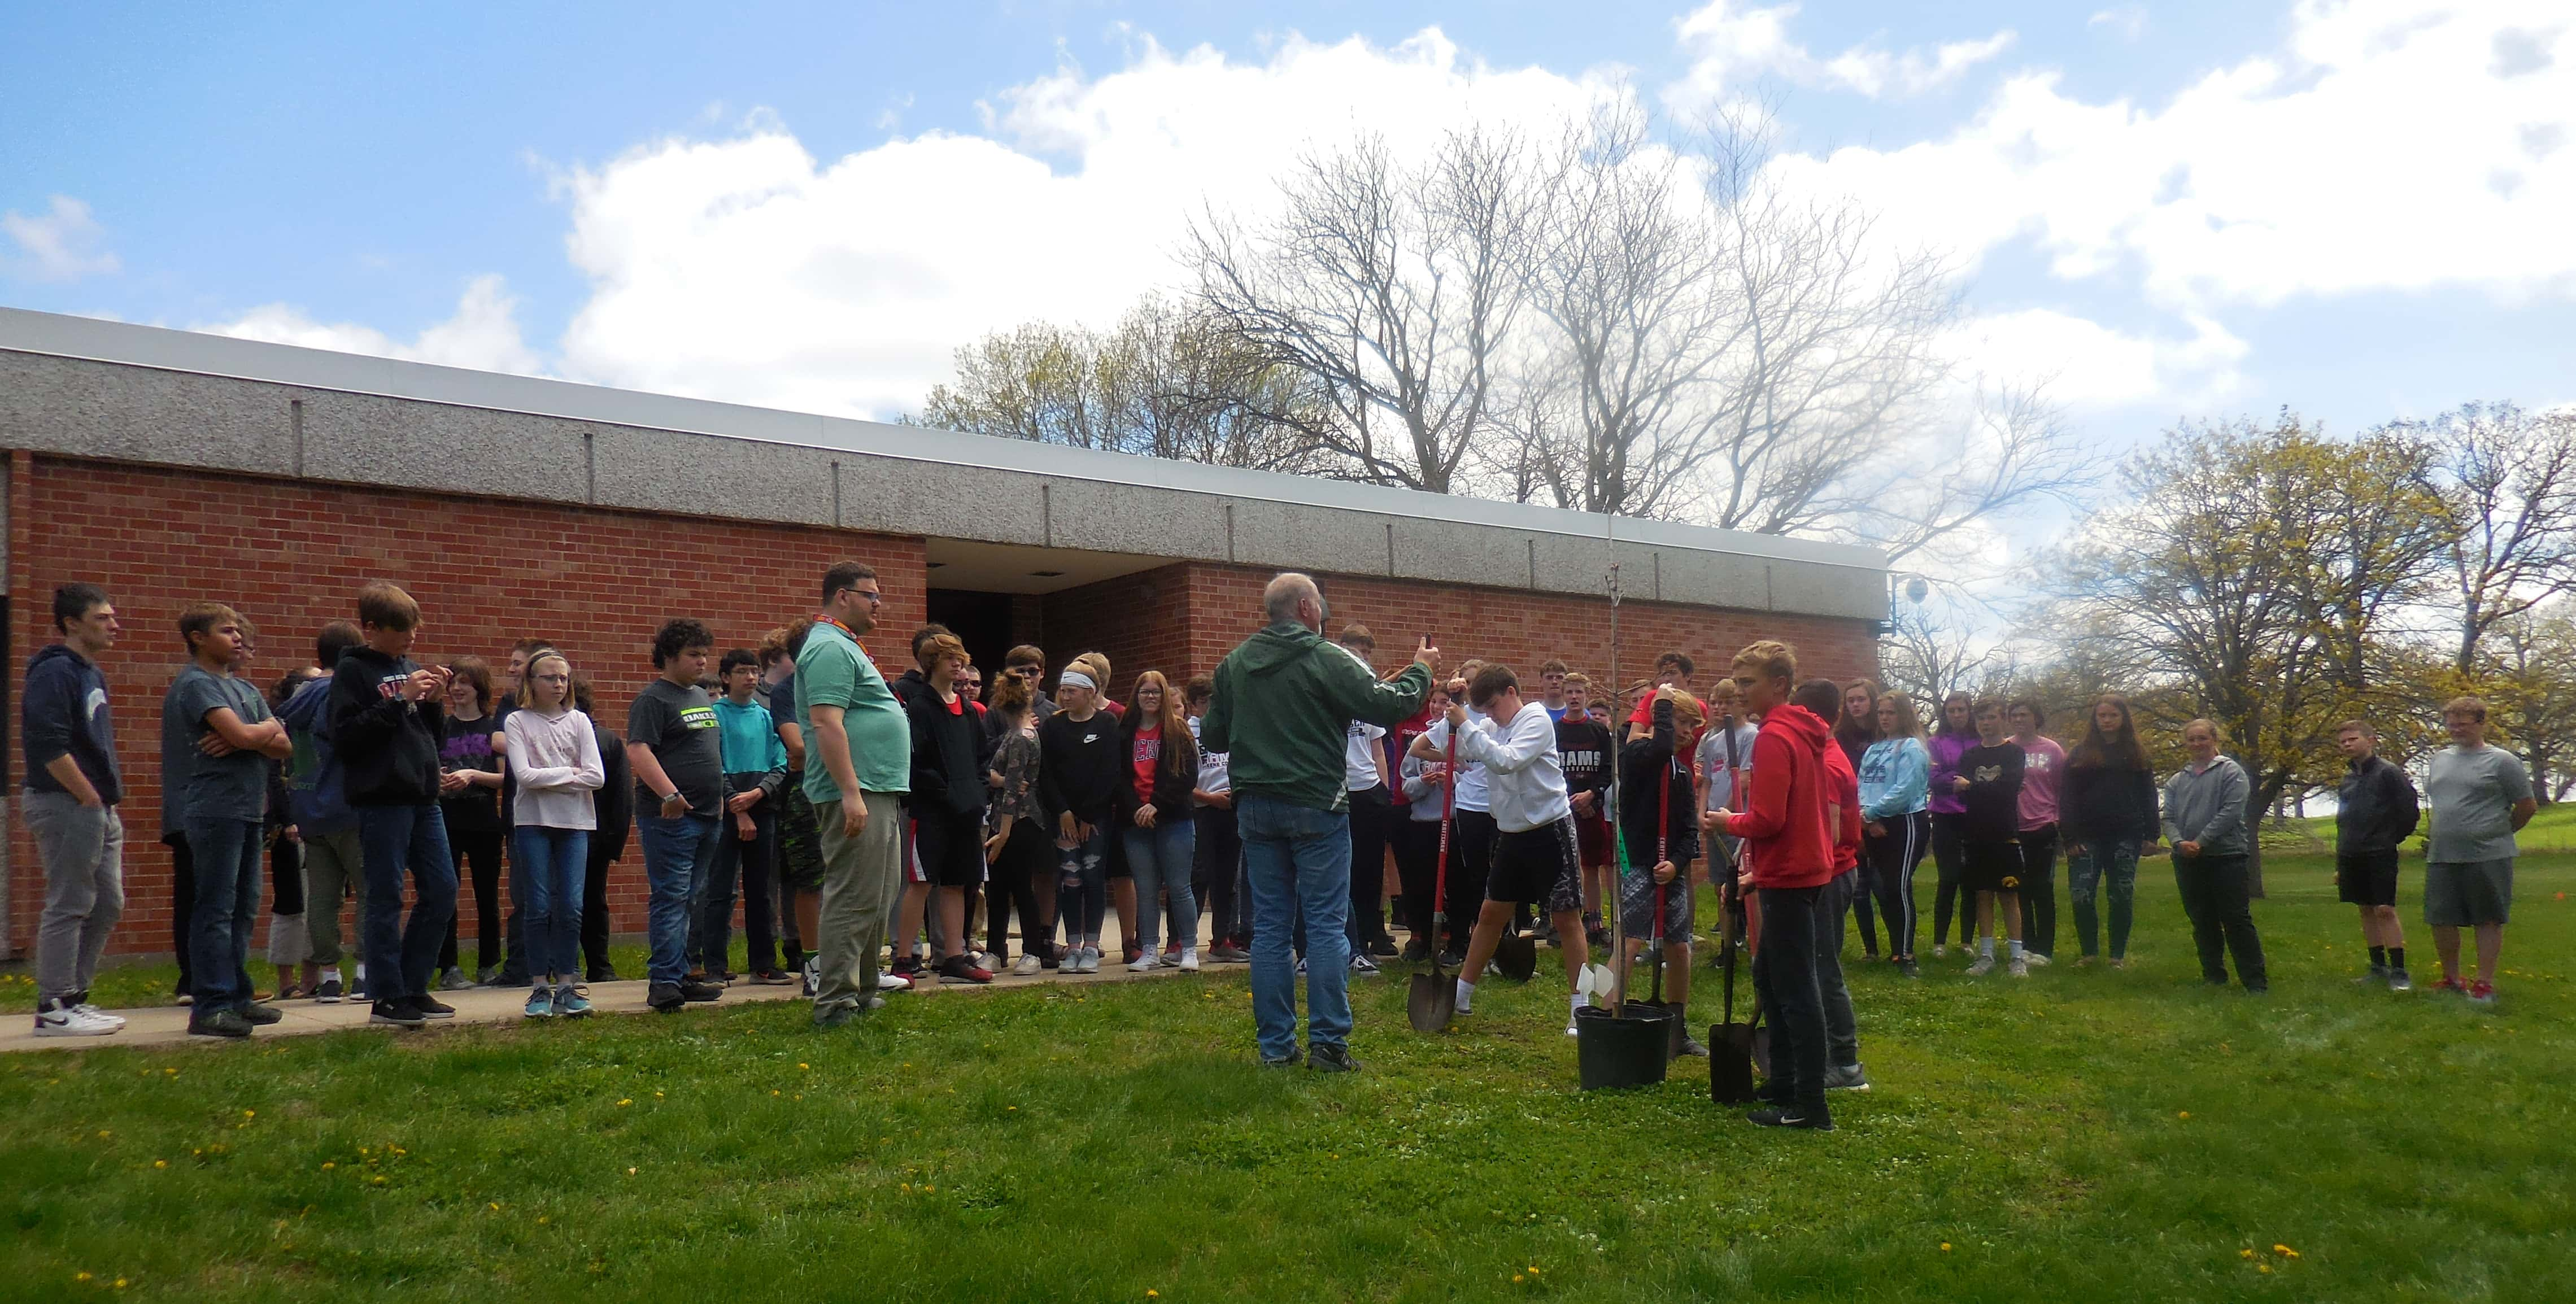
[1,956,1234,1053]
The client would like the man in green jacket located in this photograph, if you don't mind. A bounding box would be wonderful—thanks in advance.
[1204,573,1435,1071]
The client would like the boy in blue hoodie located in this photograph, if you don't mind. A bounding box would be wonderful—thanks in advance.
[25,584,129,1037]
[277,620,367,1002]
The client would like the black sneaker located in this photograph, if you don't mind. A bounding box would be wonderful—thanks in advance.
[1436,950,1466,970]
[313,974,345,1003]
[1260,1046,1305,1069]
[236,1001,285,1026]
[1307,1044,1362,1074]
[409,995,456,1019]
[1368,936,1398,958]
[1398,940,1430,964]
[587,964,621,984]
[647,982,686,1012]
[891,956,926,982]
[1747,1107,1833,1130]
[189,1008,255,1039]
[813,1002,860,1030]
[369,999,426,1028]
[677,978,725,1003]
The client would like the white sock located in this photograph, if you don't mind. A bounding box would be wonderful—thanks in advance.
[1454,979,1475,1013]
[2010,940,2026,961]
[1571,992,1589,1015]
[1979,937,1995,960]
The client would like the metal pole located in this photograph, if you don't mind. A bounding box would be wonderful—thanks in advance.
[1604,508,1625,1010]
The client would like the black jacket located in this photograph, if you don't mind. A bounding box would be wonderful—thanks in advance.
[1038,709,1122,826]
[905,686,989,819]
[21,644,121,805]
[1618,698,1700,867]
[328,646,446,806]
[592,721,633,863]
[2061,757,2159,844]
[2335,753,2420,857]
[1113,712,1199,827]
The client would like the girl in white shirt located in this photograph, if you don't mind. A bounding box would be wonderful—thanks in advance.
[502,651,605,1018]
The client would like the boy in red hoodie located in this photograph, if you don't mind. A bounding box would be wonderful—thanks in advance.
[1707,641,1836,1130]
[1795,679,1870,1094]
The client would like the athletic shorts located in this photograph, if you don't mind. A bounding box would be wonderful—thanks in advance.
[1619,862,1694,941]
[912,808,987,889]
[1486,818,1583,914]
[775,782,825,892]
[2425,858,2512,927]
[1574,813,1613,867]
[1962,839,2024,895]
[2335,850,2400,908]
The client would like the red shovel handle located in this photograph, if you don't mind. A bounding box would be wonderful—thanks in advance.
[1432,727,1457,926]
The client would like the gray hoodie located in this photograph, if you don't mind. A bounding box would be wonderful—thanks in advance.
[2161,755,2251,858]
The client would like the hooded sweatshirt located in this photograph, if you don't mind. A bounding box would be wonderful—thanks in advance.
[905,682,989,819]
[277,674,354,834]
[503,705,605,831]
[1200,621,1431,813]
[2334,753,2420,858]
[328,644,446,807]
[1822,740,1863,874]
[1618,696,1699,867]
[1858,735,1929,822]
[21,644,121,806]
[1926,729,1976,817]
[1723,703,1835,889]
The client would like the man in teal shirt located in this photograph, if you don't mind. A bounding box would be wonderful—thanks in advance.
[797,562,912,1027]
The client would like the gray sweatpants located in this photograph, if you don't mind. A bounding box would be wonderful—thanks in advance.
[26,791,126,1004]
[300,827,367,969]
[813,792,903,1019]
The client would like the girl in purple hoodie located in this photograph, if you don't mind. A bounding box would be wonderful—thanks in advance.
[1925,691,1978,957]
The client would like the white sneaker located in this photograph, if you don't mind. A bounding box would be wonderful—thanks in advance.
[1129,953,1162,972]
[1011,954,1041,977]
[1965,956,1995,976]
[72,1002,127,1030]
[878,970,913,991]
[1078,948,1102,974]
[2023,952,2052,967]
[2008,958,2029,978]
[1932,944,1947,960]
[33,1001,119,1037]
[1178,949,1200,972]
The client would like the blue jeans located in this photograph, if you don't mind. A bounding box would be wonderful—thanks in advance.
[513,826,590,981]
[636,812,721,984]
[184,817,264,1010]
[1121,819,1197,953]
[2067,838,2141,959]
[1057,826,1109,946]
[356,804,459,1005]
[1237,792,1353,1058]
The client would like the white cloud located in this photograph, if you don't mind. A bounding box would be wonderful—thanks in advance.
[1667,0,2014,108]
[2,195,120,282]
[202,274,542,375]
[2088,7,2147,42]
[1765,0,2576,309]
[1948,307,2246,411]
[551,31,1622,418]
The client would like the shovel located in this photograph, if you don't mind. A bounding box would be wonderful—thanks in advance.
[1493,924,1538,983]
[1708,869,1766,1103]
[1407,732,1461,1032]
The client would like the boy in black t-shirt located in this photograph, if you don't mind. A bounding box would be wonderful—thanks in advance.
[1952,700,2028,978]
[1555,673,1615,948]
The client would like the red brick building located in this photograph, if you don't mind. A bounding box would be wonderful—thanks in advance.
[0,308,1885,961]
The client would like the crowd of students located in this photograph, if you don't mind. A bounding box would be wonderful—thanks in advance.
[20,571,2540,1127]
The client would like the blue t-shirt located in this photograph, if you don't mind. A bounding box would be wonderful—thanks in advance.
[160,664,272,827]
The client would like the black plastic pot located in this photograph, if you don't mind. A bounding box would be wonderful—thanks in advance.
[1574,1004,1675,1089]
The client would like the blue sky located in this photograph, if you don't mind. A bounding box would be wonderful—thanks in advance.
[6,2,2571,507]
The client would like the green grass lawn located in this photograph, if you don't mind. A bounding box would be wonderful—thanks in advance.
[2276,799,2576,854]
[5,853,2573,1303]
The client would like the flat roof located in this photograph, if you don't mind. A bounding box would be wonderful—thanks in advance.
[0,307,1885,570]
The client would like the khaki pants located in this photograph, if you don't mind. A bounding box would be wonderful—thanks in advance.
[301,827,367,969]
[813,791,903,1018]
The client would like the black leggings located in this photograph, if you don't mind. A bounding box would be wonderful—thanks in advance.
[1444,811,1497,955]
[1395,818,1442,947]
[1194,806,1244,946]
[440,827,504,973]
[1864,810,1928,958]
[986,818,1052,961]
[2017,824,2060,958]
[1930,812,1970,949]
[582,840,619,978]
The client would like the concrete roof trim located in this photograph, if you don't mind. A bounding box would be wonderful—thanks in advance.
[0,306,1887,571]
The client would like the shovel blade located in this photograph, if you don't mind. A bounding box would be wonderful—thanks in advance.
[1407,971,1455,1032]
[1709,1022,1760,1102]
[1494,934,1538,983]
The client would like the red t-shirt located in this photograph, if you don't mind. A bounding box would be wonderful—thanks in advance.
[1131,725,1162,805]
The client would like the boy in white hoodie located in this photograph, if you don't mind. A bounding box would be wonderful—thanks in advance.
[1433,664,1593,1031]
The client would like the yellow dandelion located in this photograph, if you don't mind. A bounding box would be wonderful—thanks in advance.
[2257,1264,2272,1275]
[2239,1249,2254,1259]
[537,1215,548,1225]
[772,1090,781,1097]
[627,1167,638,1175]
[617,1099,632,1107]
[2283,1249,2301,1259]
[1939,1243,1951,1252]
[322,1162,336,1170]
[153,1160,166,1169]
[799,1062,809,1070]
[97,1129,111,1138]
[371,1175,386,1185]
[489,1202,501,1211]
[1513,1275,1526,1285]
[114,1279,127,1289]
[925,1185,936,1194]
[900,1183,911,1193]
[77,1272,92,1282]
[2273,1244,2292,1255]
[2177,1111,2190,1119]
[655,1091,665,1098]
[243,1110,255,1119]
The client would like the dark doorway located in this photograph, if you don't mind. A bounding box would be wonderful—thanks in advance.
[926,588,1015,699]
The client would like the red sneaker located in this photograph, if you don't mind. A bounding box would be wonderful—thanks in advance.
[2433,975,2467,993]
[2466,980,2497,1007]
[936,955,995,985]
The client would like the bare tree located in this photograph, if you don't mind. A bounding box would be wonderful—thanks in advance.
[1510,107,1735,517]
[1878,586,2016,705]
[1185,128,1536,492]
[2414,402,2576,674]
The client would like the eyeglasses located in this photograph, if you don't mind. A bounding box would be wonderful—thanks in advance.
[838,587,883,604]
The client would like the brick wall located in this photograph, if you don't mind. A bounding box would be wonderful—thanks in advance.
[6,455,923,960]
[1038,562,1196,699]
